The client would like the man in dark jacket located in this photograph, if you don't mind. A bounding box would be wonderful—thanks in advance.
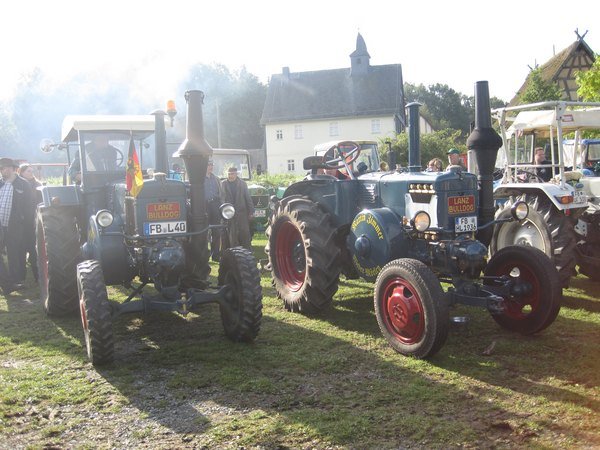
[205,160,224,261]
[0,157,34,294]
[221,166,254,250]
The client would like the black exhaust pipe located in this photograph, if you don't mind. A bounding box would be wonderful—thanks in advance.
[173,90,214,284]
[406,102,422,172]
[152,110,168,174]
[466,81,502,246]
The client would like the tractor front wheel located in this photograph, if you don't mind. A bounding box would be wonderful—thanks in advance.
[491,194,577,288]
[218,247,263,342]
[37,208,81,316]
[265,196,340,313]
[77,260,114,366]
[374,259,449,358]
[484,246,561,334]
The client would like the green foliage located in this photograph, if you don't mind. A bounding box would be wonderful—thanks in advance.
[382,129,466,168]
[253,172,303,190]
[178,64,267,149]
[519,67,562,104]
[576,55,600,101]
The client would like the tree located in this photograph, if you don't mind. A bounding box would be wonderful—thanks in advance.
[519,67,562,104]
[576,55,600,102]
[177,64,266,149]
[381,129,465,168]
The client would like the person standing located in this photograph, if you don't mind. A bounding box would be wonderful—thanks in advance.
[18,163,42,282]
[0,158,34,294]
[204,160,224,261]
[221,166,254,250]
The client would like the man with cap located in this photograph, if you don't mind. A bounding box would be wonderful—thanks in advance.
[204,159,224,261]
[447,148,466,169]
[0,157,34,295]
[221,166,254,250]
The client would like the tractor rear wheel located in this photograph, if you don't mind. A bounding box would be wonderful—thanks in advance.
[491,194,577,288]
[77,260,114,366]
[374,259,449,358]
[218,247,263,342]
[484,246,561,334]
[36,208,81,316]
[265,196,340,313]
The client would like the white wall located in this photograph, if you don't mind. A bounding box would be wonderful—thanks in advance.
[265,116,397,174]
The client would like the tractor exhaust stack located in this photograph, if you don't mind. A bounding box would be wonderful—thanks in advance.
[466,81,502,246]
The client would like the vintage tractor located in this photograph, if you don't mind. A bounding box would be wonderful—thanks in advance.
[490,102,600,285]
[266,81,561,358]
[36,90,262,366]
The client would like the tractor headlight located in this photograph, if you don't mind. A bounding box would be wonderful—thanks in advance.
[96,210,114,228]
[411,211,430,232]
[511,201,529,221]
[220,203,235,220]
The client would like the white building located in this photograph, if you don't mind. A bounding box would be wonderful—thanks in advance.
[261,34,431,175]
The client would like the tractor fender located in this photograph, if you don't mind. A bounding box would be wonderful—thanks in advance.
[347,208,406,282]
[494,183,586,212]
[82,213,135,285]
[39,185,82,208]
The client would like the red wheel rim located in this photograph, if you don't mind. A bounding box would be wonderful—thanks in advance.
[275,220,306,291]
[380,277,425,345]
[491,262,540,319]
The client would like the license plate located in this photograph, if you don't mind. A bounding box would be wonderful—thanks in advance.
[144,221,187,235]
[455,216,477,232]
[253,209,267,217]
[573,190,587,205]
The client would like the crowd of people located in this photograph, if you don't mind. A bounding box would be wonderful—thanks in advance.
[0,158,41,295]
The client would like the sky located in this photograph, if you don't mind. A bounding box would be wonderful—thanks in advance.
[2,0,599,104]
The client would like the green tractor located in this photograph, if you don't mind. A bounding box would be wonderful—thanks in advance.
[266,81,561,358]
[37,91,262,366]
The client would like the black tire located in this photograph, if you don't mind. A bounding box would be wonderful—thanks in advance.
[484,246,561,334]
[217,247,263,342]
[36,208,81,316]
[491,194,577,288]
[577,242,600,282]
[77,260,114,366]
[374,259,449,359]
[265,196,340,313]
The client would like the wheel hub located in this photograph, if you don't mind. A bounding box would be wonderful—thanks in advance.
[383,280,424,344]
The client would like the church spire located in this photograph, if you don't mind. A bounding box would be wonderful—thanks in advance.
[350,32,370,76]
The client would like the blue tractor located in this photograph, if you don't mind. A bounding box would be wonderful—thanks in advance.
[266,81,561,358]
[36,91,262,366]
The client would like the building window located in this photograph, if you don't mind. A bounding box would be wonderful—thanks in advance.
[329,122,339,136]
[294,124,303,139]
[287,159,295,172]
[276,129,283,140]
[371,119,381,134]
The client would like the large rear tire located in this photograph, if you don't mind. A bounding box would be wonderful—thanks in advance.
[484,246,561,334]
[491,194,577,288]
[265,196,340,313]
[217,247,263,342]
[374,259,449,359]
[36,208,81,316]
[77,260,114,366]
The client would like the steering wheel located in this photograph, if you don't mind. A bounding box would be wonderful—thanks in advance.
[115,149,124,167]
[323,141,361,169]
[515,169,545,183]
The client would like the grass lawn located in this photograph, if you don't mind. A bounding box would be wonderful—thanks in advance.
[1,233,599,448]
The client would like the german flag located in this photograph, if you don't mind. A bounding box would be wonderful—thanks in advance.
[126,134,143,197]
